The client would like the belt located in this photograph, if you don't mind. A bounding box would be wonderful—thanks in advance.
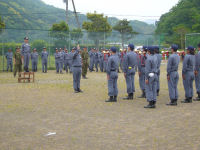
[111,69,116,71]
[73,66,81,67]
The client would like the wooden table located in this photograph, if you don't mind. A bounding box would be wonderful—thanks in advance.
[18,72,35,83]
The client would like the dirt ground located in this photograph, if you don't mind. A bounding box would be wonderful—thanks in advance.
[1,63,200,150]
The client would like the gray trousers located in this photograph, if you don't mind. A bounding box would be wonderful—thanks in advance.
[72,67,82,91]
[7,60,13,71]
[64,60,71,73]
[103,61,108,72]
[125,71,135,94]
[55,61,60,73]
[32,61,37,72]
[183,71,195,98]
[108,71,118,96]
[168,72,179,100]
[157,70,161,91]
[23,53,30,71]
[195,71,200,94]
[145,75,158,102]
[139,68,145,91]
[42,60,47,72]
[99,60,104,72]
[89,58,94,71]
[59,60,64,72]
[94,60,99,71]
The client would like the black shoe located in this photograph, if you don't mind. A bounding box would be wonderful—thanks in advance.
[105,96,114,102]
[129,93,134,100]
[144,101,154,108]
[157,90,159,96]
[113,96,117,102]
[166,99,177,106]
[78,89,83,93]
[74,90,79,93]
[123,94,131,100]
[138,91,145,98]
[181,98,192,103]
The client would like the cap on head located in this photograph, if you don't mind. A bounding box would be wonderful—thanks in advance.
[110,47,117,53]
[43,47,46,49]
[143,46,148,51]
[187,46,195,52]
[72,47,77,50]
[33,48,37,51]
[24,37,29,40]
[171,44,178,51]
[148,46,155,54]
[16,46,20,50]
[128,44,135,50]
[55,48,58,50]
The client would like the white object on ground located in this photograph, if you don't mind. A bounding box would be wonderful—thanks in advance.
[44,132,56,136]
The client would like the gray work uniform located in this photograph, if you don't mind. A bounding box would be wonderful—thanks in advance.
[167,53,180,100]
[107,54,119,96]
[99,52,104,72]
[54,53,60,73]
[182,54,195,98]
[89,51,95,71]
[59,51,64,72]
[94,52,99,71]
[123,51,138,94]
[195,51,200,94]
[138,54,146,91]
[64,52,71,73]
[5,52,13,72]
[31,52,38,72]
[41,51,48,72]
[103,53,110,72]
[21,43,31,71]
[145,54,158,102]
[155,53,162,91]
[72,50,82,91]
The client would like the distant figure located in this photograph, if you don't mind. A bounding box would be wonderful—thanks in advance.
[21,37,31,72]
[41,47,48,73]
[89,48,95,72]
[81,47,89,79]
[13,47,23,77]
[59,48,64,74]
[54,48,60,73]
[105,47,119,102]
[64,48,71,73]
[5,48,13,72]
[31,48,38,72]
[194,43,200,101]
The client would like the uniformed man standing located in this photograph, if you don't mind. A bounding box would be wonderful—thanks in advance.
[144,46,158,108]
[31,48,39,72]
[13,47,23,77]
[81,47,89,79]
[103,49,110,72]
[21,37,31,72]
[138,46,148,98]
[194,43,200,101]
[41,47,48,73]
[154,46,162,96]
[54,48,60,73]
[89,48,95,72]
[99,49,104,72]
[105,47,119,102]
[72,46,83,93]
[59,48,64,74]
[64,48,71,73]
[166,45,180,106]
[94,49,99,72]
[123,44,138,100]
[5,48,13,72]
[181,46,195,103]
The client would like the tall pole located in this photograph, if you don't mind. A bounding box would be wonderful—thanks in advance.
[72,0,80,29]
[65,0,69,24]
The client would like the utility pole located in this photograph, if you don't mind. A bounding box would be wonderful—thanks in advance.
[63,0,69,24]
[72,0,80,29]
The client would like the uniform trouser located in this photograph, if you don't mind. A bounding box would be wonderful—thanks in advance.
[55,61,60,73]
[168,72,179,100]
[64,60,71,73]
[7,60,13,71]
[95,60,99,71]
[32,61,38,72]
[23,53,30,71]
[183,71,195,98]
[108,71,118,96]
[59,60,64,72]
[42,60,47,72]
[82,62,88,77]
[99,60,104,72]
[139,68,145,91]
[103,61,108,72]
[195,71,200,94]
[145,75,158,102]
[89,59,94,71]
[72,67,82,91]
[14,64,22,76]
[157,70,161,91]
[125,71,135,94]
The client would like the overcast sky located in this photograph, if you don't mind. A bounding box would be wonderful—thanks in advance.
[41,0,179,22]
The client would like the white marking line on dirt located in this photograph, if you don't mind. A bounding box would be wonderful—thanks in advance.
[44,132,56,136]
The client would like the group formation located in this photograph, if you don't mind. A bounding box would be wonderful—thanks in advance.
[5,37,200,109]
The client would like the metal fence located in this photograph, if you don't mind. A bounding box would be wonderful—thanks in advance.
[0,28,165,71]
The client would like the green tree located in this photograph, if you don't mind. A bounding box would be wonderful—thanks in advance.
[31,40,48,53]
[113,19,138,49]
[70,28,83,43]
[82,12,112,48]
[0,16,5,34]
